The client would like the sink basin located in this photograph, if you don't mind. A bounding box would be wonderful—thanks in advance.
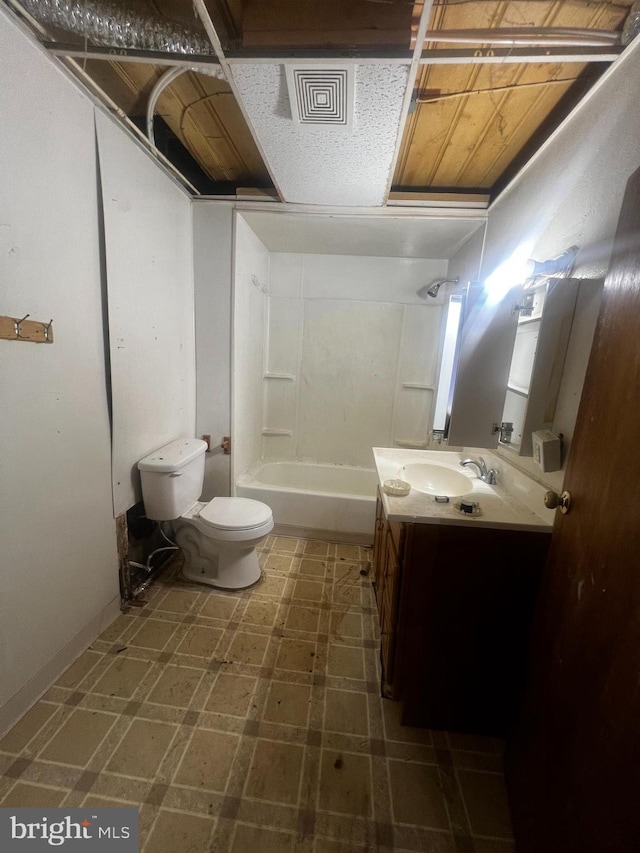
[401,463,472,498]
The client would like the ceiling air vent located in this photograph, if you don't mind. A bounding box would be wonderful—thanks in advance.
[284,66,355,130]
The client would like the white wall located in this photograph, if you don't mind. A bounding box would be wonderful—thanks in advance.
[484,38,640,478]
[448,225,485,287]
[96,113,195,517]
[233,214,269,481]
[264,253,448,467]
[193,203,234,499]
[0,10,119,732]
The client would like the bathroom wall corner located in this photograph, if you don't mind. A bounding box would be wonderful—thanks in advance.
[233,213,269,482]
[193,203,233,499]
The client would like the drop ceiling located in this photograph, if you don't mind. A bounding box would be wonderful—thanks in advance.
[6,0,637,206]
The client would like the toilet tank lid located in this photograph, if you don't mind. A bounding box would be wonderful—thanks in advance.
[138,438,207,473]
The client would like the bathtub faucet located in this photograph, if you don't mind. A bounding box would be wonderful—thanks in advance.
[459,456,498,485]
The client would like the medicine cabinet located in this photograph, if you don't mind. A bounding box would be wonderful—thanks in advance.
[440,278,578,455]
[499,279,578,455]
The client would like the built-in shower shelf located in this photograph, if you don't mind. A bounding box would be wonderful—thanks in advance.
[264,373,296,381]
[507,382,529,397]
[262,428,293,436]
[402,383,435,391]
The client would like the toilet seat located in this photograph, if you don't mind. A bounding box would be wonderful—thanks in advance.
[197,497,272,531]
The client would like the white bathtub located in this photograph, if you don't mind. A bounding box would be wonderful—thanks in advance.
[236,461,378,542]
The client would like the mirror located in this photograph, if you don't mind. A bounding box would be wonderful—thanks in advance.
[498,278,579,456]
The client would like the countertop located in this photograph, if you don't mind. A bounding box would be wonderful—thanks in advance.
[373,447,554,533]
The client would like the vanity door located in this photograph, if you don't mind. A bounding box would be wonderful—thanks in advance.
[379,523,401,694]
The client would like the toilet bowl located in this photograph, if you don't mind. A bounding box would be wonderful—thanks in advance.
[138,439,273,590]
[175,497,273,589]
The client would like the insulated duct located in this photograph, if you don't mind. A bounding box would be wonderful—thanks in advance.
[20,0,216,55]
[623,0,640,45]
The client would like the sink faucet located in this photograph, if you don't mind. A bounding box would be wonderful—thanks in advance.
[459,456,498,485]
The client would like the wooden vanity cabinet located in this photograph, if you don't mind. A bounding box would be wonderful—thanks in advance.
[372,488,550,735]
[372,492,405,693]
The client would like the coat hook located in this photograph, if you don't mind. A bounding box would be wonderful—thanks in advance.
[15,313,30,338]
[44,319,53,341]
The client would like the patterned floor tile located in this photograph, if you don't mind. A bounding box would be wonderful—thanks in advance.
[0,535,513,852]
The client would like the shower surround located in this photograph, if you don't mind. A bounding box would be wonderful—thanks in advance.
[233,214,451,538]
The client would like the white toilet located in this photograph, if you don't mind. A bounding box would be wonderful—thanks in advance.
[138,438,273,590]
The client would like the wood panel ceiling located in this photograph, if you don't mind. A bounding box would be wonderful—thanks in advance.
[396,0,633,192]
[83,57,270,188]
[8,0,636,200]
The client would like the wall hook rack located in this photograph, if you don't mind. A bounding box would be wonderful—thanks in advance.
[0,313,54,343]
[14,313,30,338]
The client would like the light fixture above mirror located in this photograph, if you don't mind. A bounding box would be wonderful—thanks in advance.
[523,245,579,289]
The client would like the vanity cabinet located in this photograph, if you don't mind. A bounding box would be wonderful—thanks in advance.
[372,489,550,735]
[372,493,404,692]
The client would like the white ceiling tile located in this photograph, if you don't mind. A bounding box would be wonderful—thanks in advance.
[232,63,410,207]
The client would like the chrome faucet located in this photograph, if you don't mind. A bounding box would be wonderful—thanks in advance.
[459,456,498,485]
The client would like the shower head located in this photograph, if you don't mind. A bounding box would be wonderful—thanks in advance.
[416,277,460,299]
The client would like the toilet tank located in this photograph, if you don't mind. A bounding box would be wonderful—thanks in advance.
[138,438,207,521]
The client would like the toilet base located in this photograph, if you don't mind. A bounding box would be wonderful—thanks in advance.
[181,549,262,590]
[175,522,264,590]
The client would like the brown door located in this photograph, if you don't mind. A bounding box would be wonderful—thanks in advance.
[505,166,640,852]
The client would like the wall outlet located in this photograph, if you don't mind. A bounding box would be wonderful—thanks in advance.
[532,430,561,473]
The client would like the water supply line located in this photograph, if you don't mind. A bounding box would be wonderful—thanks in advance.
[421,27,620,47]
[145,62,227,147]
[129,522,178,575]
[146,66,188,148]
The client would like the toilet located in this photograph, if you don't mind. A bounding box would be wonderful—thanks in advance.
[138,438,273,590]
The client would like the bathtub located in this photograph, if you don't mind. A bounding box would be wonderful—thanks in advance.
[236,460,378,542]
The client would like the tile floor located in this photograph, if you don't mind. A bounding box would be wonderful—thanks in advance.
[0,535,514,853]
